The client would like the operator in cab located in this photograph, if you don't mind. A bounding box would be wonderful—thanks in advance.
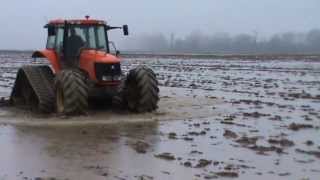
[65,28,85,67]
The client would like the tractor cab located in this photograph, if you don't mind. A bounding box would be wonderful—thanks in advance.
[46,19,128,57]
[34,17,129,82]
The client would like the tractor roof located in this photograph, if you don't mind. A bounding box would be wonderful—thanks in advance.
[47,17,107,26]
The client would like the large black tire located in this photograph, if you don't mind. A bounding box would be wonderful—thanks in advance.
[55,70,88,115]
[122,65,159,113]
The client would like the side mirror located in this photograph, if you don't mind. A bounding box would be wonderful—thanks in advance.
[123,25,129,36]
[116,50,121,56]
[48,26,56,36]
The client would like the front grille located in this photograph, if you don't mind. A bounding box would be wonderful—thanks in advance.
[95,63,121,81]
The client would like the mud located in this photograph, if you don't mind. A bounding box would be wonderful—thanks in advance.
[0,87,220,126]
[0,51,319,180]
[223,130,238,139]
[194,159,212,168]
[267,138,295,147]
[215,171,239,178]
[154,153,176,161]
[288,123,314,131]
[128,140,150,154]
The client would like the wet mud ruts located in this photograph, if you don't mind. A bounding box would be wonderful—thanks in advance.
[0,52,319,179]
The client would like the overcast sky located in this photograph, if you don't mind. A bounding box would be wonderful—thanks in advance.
[0,0,319,50]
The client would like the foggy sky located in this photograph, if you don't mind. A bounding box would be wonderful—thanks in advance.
[0,0,319,50]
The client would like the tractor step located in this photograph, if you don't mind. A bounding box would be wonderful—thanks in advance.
[10,66,55,113]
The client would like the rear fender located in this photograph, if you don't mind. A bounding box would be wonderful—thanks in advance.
[32,50,60,73]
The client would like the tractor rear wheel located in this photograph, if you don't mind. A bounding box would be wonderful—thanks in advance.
[10,65,55,113]
[123,65,159,113]
[55,70,88,115]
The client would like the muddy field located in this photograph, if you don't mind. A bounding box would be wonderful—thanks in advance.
[0,51,319,180]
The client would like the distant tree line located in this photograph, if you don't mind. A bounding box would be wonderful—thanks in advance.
[122,29,320,54]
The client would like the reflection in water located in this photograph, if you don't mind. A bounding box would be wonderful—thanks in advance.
[0,122,159,179]
[0,115,319,179]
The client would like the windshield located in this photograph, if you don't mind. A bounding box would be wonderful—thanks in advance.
[67,25,108,52]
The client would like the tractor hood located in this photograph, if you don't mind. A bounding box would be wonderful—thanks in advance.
[80,50,120,64]
[96,51,121,63]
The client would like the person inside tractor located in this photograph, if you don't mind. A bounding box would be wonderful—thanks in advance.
[64,28,85,67]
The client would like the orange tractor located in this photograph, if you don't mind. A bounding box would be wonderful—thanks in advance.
[10,17,159,115]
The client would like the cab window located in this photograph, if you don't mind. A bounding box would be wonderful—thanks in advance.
[55,28,64,54]
[46,31,56,49]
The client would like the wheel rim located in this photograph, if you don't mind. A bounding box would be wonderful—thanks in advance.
[56,85,65,113]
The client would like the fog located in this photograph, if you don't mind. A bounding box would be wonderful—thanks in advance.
[123,29,320,54]
[0,0,319,53]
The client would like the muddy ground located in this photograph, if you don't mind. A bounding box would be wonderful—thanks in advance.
[0,52,319,180]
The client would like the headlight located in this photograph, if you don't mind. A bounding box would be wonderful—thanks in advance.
[102,75,121,81]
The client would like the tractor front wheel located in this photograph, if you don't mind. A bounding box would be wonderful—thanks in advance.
[55,70,88,115]
[123,65,159,113]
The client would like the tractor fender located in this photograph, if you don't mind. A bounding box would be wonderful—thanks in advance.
[32,50,60,73]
